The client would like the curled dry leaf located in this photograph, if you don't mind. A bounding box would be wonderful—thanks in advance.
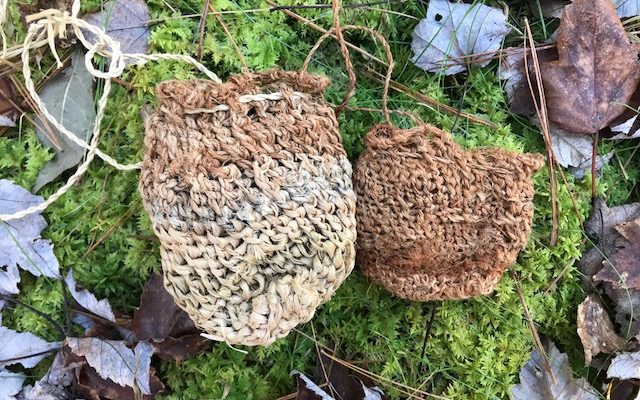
[580,199,640,337]
[0,77,18,127]
[541,0,640,134]
[65,270,115,330]
[577,294,626,365]
[65,338,155,395]
[18,381,69,400]
[511,341,598,400]
[534,0,640,18]
[133,274,209,362]
[0,179,60,294]
[594,219,640,289]
[411,0,510,75]
[292,371,385,400]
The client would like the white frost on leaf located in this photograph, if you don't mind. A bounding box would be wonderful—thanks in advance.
[65,270,115,330]
[0,180,60,294]
[0,368,26,399]
[511,341,598,400]
[608,352,640,380]
[0,326,61,369]
[66,338,154,394]
[411,0,510,75]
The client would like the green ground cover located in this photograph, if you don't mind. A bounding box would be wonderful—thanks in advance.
[4,1,640,398]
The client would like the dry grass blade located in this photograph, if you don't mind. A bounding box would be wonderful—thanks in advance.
[365,68,498,129]
[342,105,423,125]
[195,0,211,61]
[512,272,555,385]
[320,350,450,400]
[209,2,249,71]
[523,18,559,247]
[269,1,385,64]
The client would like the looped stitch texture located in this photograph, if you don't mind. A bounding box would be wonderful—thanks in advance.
[354,124,544,301]
[140,70,357,346]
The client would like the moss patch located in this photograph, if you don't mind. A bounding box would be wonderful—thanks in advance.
[4,0,639,398]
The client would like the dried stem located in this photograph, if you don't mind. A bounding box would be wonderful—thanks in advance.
[523,18,559,247]
[209,2,249,71]
[270,0,406,11]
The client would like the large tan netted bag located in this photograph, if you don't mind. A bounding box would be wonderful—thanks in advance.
[354,124,544,301]
[139,70,357,346]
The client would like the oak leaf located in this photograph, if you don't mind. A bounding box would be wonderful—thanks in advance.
[541,0,640,134]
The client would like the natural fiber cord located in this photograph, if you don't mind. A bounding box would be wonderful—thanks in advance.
[139,70,357,346]
[354,124,544,301]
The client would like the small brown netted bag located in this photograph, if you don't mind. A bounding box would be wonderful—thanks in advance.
[139,70,357,346]
[354,124,544,301]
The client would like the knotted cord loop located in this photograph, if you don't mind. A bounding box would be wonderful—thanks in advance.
[1,6,222,221]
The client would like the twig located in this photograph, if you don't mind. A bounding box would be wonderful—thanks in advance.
[512,273,554,383]
[320,350,449,400]
[523,18,559,247]
[196,0,212,61]
[591,130,599,197]
[209,2,249,71]
[0,348,60,365]
[418,303,437,372]
[365,68,498,129]
[310,322,336,398]
[270,0,406,11]
[0,295,66,339]
[342,105,422,125]
[269,2,385,65]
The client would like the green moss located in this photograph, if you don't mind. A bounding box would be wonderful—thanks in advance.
[2,1,637,399]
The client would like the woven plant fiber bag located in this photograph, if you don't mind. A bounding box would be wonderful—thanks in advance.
[139,70,357,346]
[354,124,544,301]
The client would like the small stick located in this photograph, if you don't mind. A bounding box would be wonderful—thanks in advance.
[269,2,385,65]
[591,130,599,197]
[418,303,438,372]
[196,0,212,61]
[512,273,554,382]
[0,295,66,339]
[209,2,249,71]
[523,18,558,247]
[270,0,406,11]
[365,68,498,129]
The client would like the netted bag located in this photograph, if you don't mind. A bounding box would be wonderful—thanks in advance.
[354,124,544,301]
[139,70,357,346]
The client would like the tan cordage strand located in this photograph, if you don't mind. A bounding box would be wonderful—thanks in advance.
[139,70,357,346]
[354,124,545,301]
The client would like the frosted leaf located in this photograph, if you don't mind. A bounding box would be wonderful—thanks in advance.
[411,0,510,75]
[0,368,25,399]
[0,180,60,294]
[0,326,61,369]
[511,341,598,400]
[65,270,115,330]
[66,338,154,394]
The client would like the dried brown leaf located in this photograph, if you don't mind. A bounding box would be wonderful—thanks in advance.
[594,219,640,289]
[133,274,209,361]
[541,0,640,134]
[0,77,18,127]
[577,294,626,365]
